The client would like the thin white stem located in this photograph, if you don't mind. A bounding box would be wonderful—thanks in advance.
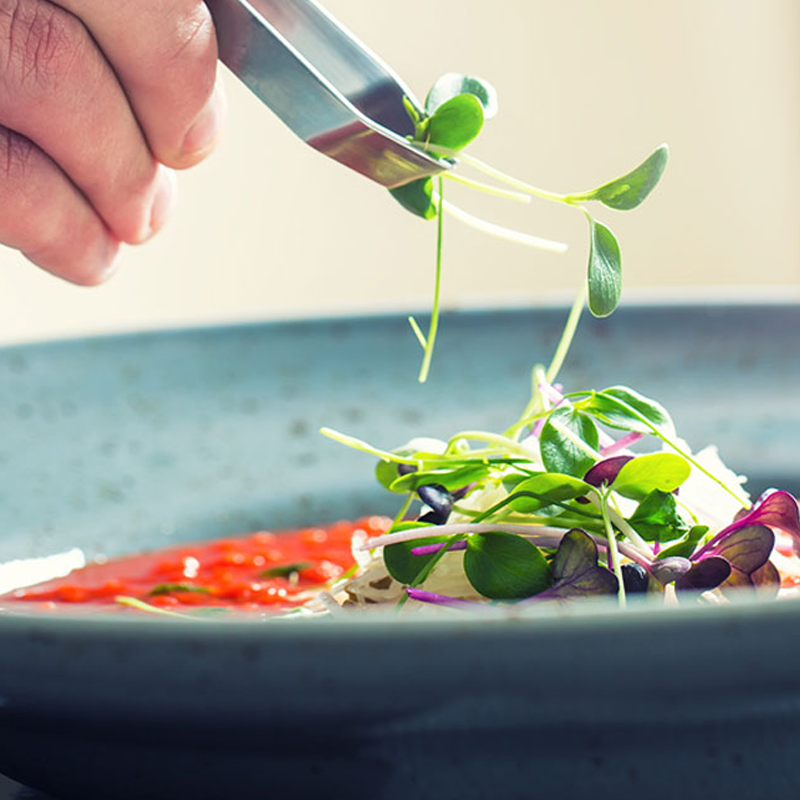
[607,506,654,555]
[447,430,537,458]
[598,494,627,607]
[443,171,532,203]
[545,284,587,384]
[361,522,651,566]
[428,145,571,204]
[407,316,427,348]
[433,193,568,253]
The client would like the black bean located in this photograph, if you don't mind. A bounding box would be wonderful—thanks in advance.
[397,463,417,476]
[417,483,453,525]
[621,563,649,594]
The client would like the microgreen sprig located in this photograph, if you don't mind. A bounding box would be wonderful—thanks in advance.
[389,73,668,380]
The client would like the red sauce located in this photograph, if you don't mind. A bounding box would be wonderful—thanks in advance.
[2,517,390,614]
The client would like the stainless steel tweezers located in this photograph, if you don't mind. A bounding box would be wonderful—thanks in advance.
[206,0,448,188]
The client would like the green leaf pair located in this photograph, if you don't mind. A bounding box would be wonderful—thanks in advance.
[390,74,497,220]
[580,145,668,318]
[384,529,551,601]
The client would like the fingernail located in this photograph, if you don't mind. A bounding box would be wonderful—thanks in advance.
[181,77,226,159]
[98,240,122,282]
[149,167,177,236]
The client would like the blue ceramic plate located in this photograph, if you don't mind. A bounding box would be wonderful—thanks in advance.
[0,305,798,800]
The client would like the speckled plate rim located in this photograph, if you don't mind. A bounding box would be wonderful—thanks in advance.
[0,301,797,635]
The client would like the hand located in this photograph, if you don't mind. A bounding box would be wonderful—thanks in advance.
[0,0,224,283]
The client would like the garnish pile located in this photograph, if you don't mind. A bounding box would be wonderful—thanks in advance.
[320,73,800,613]
[327,381,800,611]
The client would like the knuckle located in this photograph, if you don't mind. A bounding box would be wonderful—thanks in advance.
[0,125,35,182]
[0,0,85,93]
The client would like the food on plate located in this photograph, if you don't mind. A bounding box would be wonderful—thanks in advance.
[1,518,388,617]
[3,75,797,618]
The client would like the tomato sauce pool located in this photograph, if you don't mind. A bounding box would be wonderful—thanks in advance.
[1,517,391,614]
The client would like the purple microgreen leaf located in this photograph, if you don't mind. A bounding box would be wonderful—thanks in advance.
[741,490,800,543]
[698,490,800,559]
[529,529,618,601]
[405,587,483,609]
[650,556,692,585]
[552,529,619,598]
[464,532,552,599]
[675,556,731,593]
[706,524,773,577]
[583,456,633,488]
[750,560,781,598]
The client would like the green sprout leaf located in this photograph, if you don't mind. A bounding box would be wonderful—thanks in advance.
[628,490,689,542]
[389,177,437,220]
[464,532,552,599]
[611,453,691,500]
[587,217,621,318]
[376,458,403,492]
[507,473,592,513]
[427,94,485,151]
[581,386,674,437]
[572,144,669,211]
[657,525,709,560]
[425,73,498,119]
[540,407,599,478]
[383,525,444,584]
[390,464,490,493]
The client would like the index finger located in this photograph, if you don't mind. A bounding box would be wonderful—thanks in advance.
[56,0,224,168]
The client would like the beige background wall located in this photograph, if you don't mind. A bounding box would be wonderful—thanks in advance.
[0,0,797,344]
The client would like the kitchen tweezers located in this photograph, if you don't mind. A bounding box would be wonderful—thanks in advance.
[206,0,448,187]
